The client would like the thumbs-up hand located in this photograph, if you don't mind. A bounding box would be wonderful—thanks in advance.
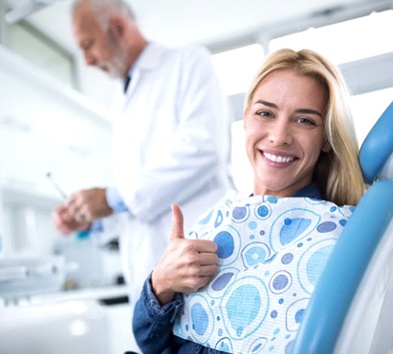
[169,203,185,241]
[152,204,219,305]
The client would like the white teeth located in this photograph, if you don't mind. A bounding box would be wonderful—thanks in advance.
[264,152,294,163]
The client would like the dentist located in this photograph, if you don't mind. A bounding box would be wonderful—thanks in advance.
[51,1,233,348]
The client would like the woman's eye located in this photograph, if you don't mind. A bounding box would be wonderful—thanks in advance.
[297,117,316,126]
[256,110,273,118]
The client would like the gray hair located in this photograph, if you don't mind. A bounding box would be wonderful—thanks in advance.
[72,0,136,29]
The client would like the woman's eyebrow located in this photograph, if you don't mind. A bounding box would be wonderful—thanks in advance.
[295,108,323,118]
[254,100,277,108]
[254,100,323,118]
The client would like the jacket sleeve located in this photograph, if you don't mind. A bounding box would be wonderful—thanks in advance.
[133,275,184,354]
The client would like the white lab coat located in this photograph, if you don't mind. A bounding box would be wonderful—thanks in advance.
[111,42,233,304]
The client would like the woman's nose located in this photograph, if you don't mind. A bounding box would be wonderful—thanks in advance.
[268,120,293,146]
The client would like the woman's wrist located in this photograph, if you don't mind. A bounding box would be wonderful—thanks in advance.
[151,270,175,305]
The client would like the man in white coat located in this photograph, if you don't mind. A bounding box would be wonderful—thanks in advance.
[52,0,232,322]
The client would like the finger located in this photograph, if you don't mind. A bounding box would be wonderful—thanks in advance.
[65,193,83,213]
[77,204,93,222]
[69,204,88,223]
[65,193,78,207]
[57,225,73,235]
[198,264,219,277]
[65,200,79,217]
[198,252,219,266]
[53,204,68,218]
[53,206,72,227]
[170,204,184,240]
[185,272,217,293]
[195,239,218,253]
[75,213,87,223]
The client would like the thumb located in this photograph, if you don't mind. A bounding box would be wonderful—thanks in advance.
[170,204,184,240]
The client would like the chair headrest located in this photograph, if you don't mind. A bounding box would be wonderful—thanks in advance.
[359,101,393,184]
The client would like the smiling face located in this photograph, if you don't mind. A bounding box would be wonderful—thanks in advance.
[72,2,129,78]
[244,69,330,197]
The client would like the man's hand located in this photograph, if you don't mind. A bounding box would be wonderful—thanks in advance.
[65,187,113,223]
[151,204,218,305]
[51,188,113,235]
[51,204,90,235]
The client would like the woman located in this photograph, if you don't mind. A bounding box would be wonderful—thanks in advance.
[132,48,365,354]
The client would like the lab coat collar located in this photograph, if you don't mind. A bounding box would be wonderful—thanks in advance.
[122,42,164,96]
[133,42,165,72]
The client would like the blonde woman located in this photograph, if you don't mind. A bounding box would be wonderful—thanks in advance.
[131,48,365,354]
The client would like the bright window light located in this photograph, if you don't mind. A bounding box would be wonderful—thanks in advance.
[269,10,393,65]
[212,44,265,95]
[349,87,393,145]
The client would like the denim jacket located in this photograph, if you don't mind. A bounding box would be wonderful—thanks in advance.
[133,277,226,354]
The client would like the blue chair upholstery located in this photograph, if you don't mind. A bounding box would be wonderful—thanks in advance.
[292,101,393,354]
[359,101,393,184]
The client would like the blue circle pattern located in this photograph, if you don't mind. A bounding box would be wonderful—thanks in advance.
[273,274,289,291]
[212,272,234,291]
[214,231,235,259]
[173,194,354,353]
[191,303,209,335]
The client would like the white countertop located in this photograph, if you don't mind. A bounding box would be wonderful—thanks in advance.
[0,284,129,307]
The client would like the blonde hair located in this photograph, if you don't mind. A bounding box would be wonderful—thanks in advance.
[245,48,364,205]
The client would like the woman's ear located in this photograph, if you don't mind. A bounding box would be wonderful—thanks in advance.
[322,139,331,153]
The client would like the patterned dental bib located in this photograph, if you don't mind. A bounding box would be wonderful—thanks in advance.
[173,192,354,353]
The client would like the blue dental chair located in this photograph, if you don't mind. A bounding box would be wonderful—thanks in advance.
[292,101,393,354]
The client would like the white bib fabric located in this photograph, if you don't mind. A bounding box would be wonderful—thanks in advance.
[173,193,354,353]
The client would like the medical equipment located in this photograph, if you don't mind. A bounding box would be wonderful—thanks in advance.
[0,254,78,301]
[46,172,67,199]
